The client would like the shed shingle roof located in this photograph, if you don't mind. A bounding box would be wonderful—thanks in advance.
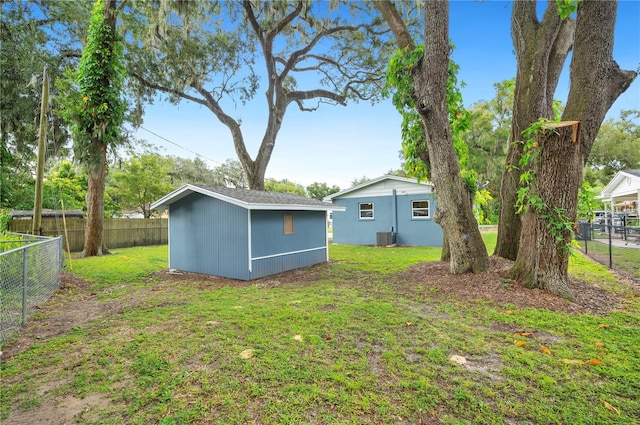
[151,184,343,211]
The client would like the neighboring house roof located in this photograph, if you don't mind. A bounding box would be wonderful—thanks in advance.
[151,184,345,211]
[9,209,85,219]
[324,175,435,201]
[599,169,640,202]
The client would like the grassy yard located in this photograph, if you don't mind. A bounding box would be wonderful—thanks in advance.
[577,237,640,279]
[1,236,639,424]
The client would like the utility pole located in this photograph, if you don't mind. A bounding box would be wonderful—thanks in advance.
[32,66,49,236]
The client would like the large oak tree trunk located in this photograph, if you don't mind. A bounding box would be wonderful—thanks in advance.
[507,123,581,300]
[417,2,488,273]
[378,1,487,273]
[508,0,636,297]
[495,1,574,260]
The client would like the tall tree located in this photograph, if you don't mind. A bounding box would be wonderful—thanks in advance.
[587,110,640,185]
[307,182,340,201]
[494,1,576,260]
[0,0,90,209]
[42,161,87,210]
[123,1,394,190]
[465,79,515,224]
[506,0,636,298]
[108,153,173,218]
[59,0,125,256]
[264,178,306,196]
[376,1,488,273]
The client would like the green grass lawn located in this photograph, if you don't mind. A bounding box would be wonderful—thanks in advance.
[577,237,640,279]
[2,236,638,424]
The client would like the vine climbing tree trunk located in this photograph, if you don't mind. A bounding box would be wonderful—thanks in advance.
[495,1,574,260]
[72,0,124,257]
[377,0,487,274]
[508,0,636,298]
[83,143,108,257]
[507,122,581,300]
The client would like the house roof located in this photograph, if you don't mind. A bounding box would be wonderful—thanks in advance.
[324,175,434,201]
[151,184,345,212]
[599,169,640,202]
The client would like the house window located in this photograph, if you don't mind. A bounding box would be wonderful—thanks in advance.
[284,212,294,235]
[412,200,430,219]
[359,202,374,219]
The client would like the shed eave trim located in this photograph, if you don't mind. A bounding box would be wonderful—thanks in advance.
[151,184,343,212]
[248,204,345,211]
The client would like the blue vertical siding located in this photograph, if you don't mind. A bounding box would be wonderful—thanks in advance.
[251,249,327,279]
[168,196,328,280]
[332,194,442,247]
[169,193,250,280]
[250,210,327,279]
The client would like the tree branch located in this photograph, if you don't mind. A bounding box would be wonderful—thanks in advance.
[287,89,347,109]
[373,0,414,51]
[281,23,373,80]
[546,17,575,110]
[130,72,207,107]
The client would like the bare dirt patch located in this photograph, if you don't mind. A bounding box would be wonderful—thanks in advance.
[395,257,633,315]
[1,273,148,360]
[2,393,116,425]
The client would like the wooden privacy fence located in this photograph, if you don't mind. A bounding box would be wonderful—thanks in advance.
[8,218,168,252]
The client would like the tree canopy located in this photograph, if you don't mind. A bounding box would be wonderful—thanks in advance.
[122,1,397,189]
[108,153,173,218]
[586,110,640,186]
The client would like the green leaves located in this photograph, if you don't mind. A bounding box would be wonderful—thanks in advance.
[556,0,580,20]
[386,44,473,189]
[63,0,125,166]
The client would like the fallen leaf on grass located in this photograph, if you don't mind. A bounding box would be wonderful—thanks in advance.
[506,310,514,315]
[595,341,606,348]
[151,287,163,291]
[540,346,552,355]
[603,401,620,415]
[514,340,526,347]
[598,324,609,329]
[514,332,533,337]
[239,349,254,359]
[405,322,413,327]
[293,334,303,342]
[560,359,584,364]
[587,358,604,366]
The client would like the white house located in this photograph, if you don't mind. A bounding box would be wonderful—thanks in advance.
[599,169,640,217]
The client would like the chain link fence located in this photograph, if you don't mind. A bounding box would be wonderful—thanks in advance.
[576,222,640,280]
[1,233,63,344]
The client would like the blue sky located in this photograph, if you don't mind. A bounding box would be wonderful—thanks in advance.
[135,1,640,190]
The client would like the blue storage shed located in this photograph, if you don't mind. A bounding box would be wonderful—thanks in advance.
[325,175,443,247]
[151,184,344,280]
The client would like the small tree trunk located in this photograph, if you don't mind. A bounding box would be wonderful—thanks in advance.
[82,143,109,257]
[508,123,581,299]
